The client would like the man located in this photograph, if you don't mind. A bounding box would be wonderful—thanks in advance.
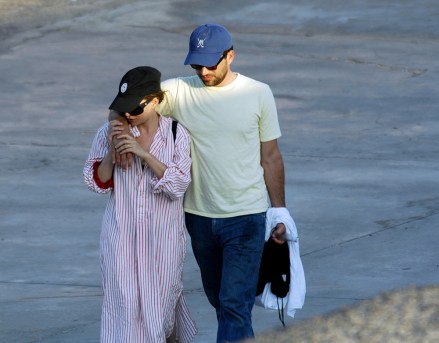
[112,23,287,342]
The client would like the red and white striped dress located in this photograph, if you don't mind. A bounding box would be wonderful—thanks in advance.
[84,117,197,342]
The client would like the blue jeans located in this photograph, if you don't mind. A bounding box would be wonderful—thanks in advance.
[185,212,266,343]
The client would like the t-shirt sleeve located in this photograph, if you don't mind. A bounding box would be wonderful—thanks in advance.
[259,84,282,142]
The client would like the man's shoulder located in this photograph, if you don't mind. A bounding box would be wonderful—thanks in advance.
[238,74,270,88]
[236,73,272,92]
[161,75,200,89]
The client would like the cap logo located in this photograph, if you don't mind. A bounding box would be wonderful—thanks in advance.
[120,83,128,93]
[196,38,205,48]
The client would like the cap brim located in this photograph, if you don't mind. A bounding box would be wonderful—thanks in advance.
[109,94,142,113]
[184,51,223,66]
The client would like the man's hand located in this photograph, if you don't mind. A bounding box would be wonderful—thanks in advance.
[271,223,287,244]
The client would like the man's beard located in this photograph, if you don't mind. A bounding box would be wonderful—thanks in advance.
[198,69,227,87]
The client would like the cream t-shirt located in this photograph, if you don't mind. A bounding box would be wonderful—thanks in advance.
[157,74,281,218]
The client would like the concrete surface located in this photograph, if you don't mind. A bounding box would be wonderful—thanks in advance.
[0,0,438,342]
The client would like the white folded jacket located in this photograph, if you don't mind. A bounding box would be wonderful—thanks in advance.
[255,207,306,318]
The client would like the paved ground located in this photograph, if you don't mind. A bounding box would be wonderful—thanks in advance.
[0,0,438,342]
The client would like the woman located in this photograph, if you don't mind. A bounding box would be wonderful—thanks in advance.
[83,66,197,342]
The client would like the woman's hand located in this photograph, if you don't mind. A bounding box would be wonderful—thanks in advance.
[108,120,125,144]
[114,134,146,159]
[108,118,134,169]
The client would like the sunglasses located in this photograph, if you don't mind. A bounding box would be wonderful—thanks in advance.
[190,51,228,71]
[127,100,149,116]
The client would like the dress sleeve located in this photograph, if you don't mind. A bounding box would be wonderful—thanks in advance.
[83,123,114,194]
[150,123,192,200]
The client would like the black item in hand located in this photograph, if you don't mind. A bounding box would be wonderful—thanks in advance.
[256,237,290,298]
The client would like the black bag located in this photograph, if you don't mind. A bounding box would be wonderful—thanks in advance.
[171,120,178,141]
[256,237,290,298]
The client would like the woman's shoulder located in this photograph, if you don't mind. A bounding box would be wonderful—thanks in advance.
[159,116,189,138]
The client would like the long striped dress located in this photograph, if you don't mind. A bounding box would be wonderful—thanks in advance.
[83,117,197,342]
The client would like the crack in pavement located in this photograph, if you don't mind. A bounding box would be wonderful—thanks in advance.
[302,210,439,257]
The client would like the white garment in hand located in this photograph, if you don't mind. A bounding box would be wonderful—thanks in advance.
[256,207,306,318]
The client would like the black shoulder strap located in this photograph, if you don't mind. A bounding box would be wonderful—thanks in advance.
[172,120,178,142]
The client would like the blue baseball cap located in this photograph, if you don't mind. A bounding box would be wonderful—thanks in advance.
[184,24,233,67]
